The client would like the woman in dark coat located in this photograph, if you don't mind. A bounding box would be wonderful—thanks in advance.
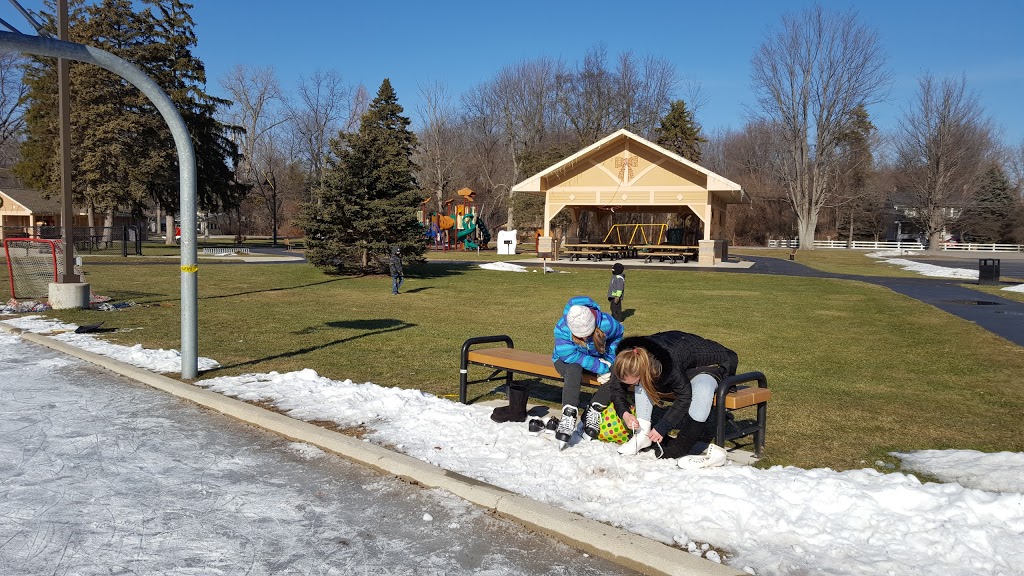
[606,331,738,469]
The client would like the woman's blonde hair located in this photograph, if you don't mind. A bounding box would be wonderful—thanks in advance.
[612,347,669,403]
[572,326,607,354]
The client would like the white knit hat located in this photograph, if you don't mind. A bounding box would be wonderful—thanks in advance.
[566,305,596,338]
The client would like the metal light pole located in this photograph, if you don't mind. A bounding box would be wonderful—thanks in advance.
[0,29,200,379]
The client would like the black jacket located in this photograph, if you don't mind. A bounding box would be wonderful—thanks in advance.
[609,331,738,436]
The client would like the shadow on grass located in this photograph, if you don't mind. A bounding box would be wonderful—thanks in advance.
[200,278,346,301]
[210,318,416,372]
[406,262,477,280]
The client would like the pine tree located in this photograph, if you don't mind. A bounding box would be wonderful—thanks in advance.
[14,0,241,224]
[655,100,706,163]
[300,79,423,273]
[140,0,244,214]
[959,165,1016,243]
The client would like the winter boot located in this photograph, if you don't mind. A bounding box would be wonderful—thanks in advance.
[582,402,605,439]
[617,418,653,455]
[490,386,529,423]
[554,405,579,450]
[678,443,728,470]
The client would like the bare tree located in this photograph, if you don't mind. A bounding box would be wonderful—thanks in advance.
[750,5,889,249]
[220,65,289,243]
[893,74,993,249]
[613,51,677,139]
[415,81,462,216]
[289,69,351,195]
[468,58,565,230]
[0,50,27,168]
[556,44,678,146]
[1009,138,1024,193]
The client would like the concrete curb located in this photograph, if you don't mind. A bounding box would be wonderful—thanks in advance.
[0,322,743,576]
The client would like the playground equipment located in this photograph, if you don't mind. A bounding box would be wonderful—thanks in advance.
[422,187,487,251]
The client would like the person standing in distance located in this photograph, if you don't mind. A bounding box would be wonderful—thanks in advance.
[389,247,404,295]
[607,262,625,322]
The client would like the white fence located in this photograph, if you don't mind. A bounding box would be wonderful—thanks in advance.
[767,239,1023,252]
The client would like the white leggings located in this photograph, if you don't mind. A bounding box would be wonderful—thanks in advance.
[634,373,718,423]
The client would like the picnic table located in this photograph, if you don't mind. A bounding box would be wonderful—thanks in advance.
[560,243,634,261]
[635,244,699,264]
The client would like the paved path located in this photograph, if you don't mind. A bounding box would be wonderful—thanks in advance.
[727,255,1024,346]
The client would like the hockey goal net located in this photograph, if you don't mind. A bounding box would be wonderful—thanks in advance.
[3,238,106,303]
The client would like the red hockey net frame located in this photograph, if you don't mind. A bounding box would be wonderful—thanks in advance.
[4,237,62,301]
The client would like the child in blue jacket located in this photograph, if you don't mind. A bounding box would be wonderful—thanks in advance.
[550,296,624,449]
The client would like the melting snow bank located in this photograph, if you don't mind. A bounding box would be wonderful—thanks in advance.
[892,449,1024,493]
[478,261,569,274]
[866,250,980,279]
[194,367,1024,576]
[1,315,219,373]
[479,261,529,272]
[4,315,1024,576]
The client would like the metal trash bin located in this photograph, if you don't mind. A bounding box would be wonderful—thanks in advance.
[978,258,1000,285]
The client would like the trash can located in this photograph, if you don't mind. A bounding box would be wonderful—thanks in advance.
[978,258,1000,285]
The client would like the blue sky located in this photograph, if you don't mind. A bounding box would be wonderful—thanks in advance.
[4,1,1024,145]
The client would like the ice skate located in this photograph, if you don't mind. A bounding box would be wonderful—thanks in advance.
[554,405,578,450]
[678,443,728,470]
[582,402,604,440]
[617,418,652,455]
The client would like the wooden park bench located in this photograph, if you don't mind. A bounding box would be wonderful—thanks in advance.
[459,335,771,457]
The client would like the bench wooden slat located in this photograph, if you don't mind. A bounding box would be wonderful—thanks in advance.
[467,348,601,385]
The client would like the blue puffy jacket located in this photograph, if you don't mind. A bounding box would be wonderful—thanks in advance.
[551,296,624,375]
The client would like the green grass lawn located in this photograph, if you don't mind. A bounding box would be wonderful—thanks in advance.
[9,254,1018,473]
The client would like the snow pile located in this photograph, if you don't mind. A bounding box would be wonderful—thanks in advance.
[866,251,980,279]
[191,368,1024,576]
[4,316,1024,575]
[1,315,219,373]
[479,262,529,272]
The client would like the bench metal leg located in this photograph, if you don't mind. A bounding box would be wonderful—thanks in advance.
[714,371,769,457]
[460,335,515,404]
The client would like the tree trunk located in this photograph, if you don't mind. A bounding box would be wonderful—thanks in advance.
[796,212,817,250]
[165,214,176,245]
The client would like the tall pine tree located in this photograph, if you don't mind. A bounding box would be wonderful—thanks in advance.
[300,79,423,273]
[140,0,244,216]
[14,0,241,232]
[655,99,705,163]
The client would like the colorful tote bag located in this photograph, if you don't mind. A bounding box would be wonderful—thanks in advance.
[597,403,636,444]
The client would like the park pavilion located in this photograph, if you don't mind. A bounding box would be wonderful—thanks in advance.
[511,129,749,265]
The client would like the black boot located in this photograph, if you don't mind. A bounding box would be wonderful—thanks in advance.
[490,386,529,423]
[658,418,708,459]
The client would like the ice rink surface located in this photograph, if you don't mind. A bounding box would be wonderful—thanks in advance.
[0,333,634,576]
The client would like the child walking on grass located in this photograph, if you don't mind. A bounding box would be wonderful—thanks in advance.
[608,263,625,322]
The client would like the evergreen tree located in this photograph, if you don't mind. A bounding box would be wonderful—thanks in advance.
[14,0,241,224]
[300,79,423,273]
[140,0,244,214]
[958,165,1016,243]
[655,99,705,163]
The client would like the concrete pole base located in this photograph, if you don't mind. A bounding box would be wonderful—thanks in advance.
[48,282,90,309]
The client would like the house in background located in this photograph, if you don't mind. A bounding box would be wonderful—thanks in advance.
[0,188,138,242]
[0,188,81,240]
